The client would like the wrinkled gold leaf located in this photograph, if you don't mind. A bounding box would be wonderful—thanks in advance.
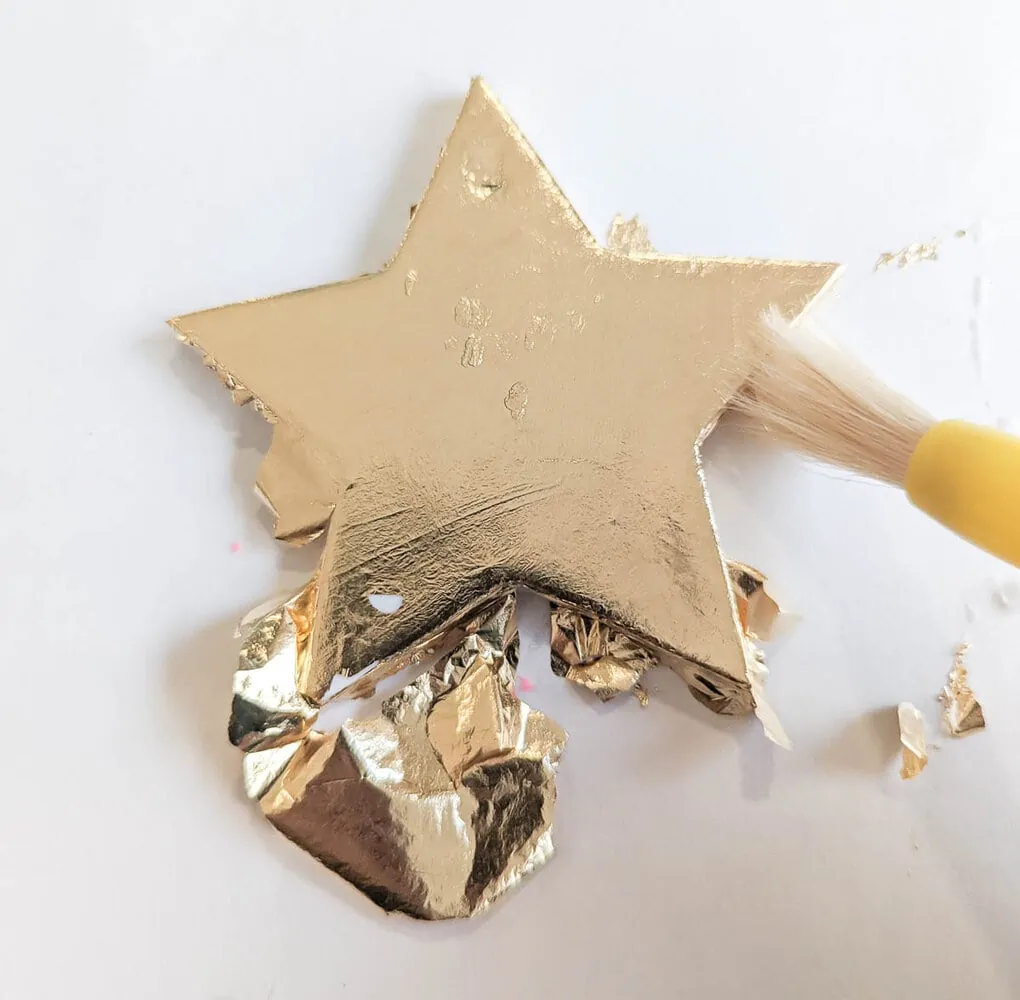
[233,589,566,920]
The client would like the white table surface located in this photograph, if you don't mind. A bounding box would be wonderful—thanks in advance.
[5,2,1020,997]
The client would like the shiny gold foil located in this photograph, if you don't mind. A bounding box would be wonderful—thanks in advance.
[550,605,658,704]
[230,580,319,753]
[248,591,566,919]
[940,643,986,736]
[548,559,787,742]
[173,78,838,712]
[727,561,781,642]
[231,588,567,918]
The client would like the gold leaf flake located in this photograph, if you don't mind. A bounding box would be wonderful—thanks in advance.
[898,702,928,780]
[939,643,986,736]
[607,213,653,255]
[874,239,939,270]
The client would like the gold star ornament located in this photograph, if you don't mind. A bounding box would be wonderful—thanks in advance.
[174,78,837,713]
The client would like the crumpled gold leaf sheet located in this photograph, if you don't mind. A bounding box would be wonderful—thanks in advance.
[550,606,657,705]
[549,560,789,744]
[940,643,986,736]
[230,581,319,753]
[234,589,566,920]
[231,563,786,918]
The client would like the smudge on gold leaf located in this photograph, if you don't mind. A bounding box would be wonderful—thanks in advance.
[462,140,504,201]
[504,381,528,420]
[491,330,515,360]
[460,334,484,368]
[524,313,554,351]
[404,269,418,295]
[454,296,491,329]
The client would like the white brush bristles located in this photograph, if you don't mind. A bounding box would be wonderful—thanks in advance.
[731,308,934,487]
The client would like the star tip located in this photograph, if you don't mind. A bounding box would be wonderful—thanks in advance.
[818,259,845,289]
[167,315,191,342]
[466,76,499,105]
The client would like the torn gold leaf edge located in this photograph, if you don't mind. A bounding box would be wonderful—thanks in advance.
[728,561,789,747]
[174,328,279,423]
[727,561,782,642]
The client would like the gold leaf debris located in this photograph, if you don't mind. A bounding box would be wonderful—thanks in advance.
[939,643,986,736]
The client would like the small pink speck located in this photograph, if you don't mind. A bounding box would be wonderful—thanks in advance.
[230,542,241,553]
[518,676,536,693]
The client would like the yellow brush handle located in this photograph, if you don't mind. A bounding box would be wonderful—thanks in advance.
[905,420,1020,567]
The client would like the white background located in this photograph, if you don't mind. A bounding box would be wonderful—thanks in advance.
[4,2,1020,997]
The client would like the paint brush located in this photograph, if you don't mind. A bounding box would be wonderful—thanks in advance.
[730,309,1020,568]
